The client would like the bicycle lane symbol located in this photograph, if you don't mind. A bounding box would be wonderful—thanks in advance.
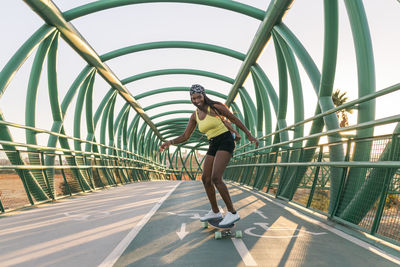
[163,210,258,266]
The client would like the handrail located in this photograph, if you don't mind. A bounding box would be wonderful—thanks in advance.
[0,120,157,163]
[235,82,400,151]
[0,164,171,171]
[227,161,400,169]
[234,114,400,157]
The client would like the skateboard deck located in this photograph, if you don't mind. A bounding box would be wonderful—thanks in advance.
[202,218,242,239]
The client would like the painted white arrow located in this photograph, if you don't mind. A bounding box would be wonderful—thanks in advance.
[176,223,189,240]
[167,212,201,219]
[254,222,270,230]
[62,211,110,221]
[253,210,268,219]
[190,213,200,219]
[63,212,90,221]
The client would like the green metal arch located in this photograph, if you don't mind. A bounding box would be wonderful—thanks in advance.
[63,0,265,22]
[100,41,246,62]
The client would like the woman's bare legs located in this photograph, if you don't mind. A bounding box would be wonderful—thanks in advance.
[211,150,235,213]
[201,150,235,213]
[201,155,219,213]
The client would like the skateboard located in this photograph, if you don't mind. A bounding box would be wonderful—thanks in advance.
[202,218,243,239]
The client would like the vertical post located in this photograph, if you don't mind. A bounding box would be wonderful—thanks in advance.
[72,155,86,192]
[40,151,54,200]
[93,156,106,187]
[122,159,131,183]
[289,148,305,201]
[306,146,324,208]
[59,154,72,196]
[106,157,117,185]
[277,148,290,197]
[252,153,264,189]
[16,151,35,205]
[331,138,353,217]
[84,155,95,189]
[266,152,278,194]
[0,198,4,212]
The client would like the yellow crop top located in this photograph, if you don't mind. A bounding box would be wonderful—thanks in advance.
[195,106,228,139]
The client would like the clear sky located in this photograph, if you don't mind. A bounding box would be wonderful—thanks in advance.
[1,0,399,145]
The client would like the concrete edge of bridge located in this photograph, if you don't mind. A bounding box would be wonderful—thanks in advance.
[228,181,400,260]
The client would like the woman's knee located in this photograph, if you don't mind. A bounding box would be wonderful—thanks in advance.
[202,174,212,186]
[211,174,223,187]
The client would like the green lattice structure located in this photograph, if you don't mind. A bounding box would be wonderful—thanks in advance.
[0,0,399,245]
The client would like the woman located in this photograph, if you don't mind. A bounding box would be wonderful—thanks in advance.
[160,84,258,227]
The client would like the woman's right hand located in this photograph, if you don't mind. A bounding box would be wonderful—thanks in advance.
[159,141,171,152]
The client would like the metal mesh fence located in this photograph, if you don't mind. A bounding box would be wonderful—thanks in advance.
[356,167,384,231]
[0,144,170,214]
[53,156,68,198]
[60,155,83,194]
[335,136,394,230]
[377,170,400,242]
[26,151,47,191]
[309,152,332,214]
[225,134,399,244]
[0,169,31,210]
[292,146,321,207]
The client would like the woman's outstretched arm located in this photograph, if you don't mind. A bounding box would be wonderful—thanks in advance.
[160,112,197,152]
[214,103,259,147]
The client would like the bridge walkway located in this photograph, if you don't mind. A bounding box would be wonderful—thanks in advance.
[0,181,399,267]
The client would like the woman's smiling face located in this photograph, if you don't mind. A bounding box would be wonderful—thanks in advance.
[191,93,205,108]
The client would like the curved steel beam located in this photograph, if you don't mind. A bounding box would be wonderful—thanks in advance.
[133,86,244,121]
[122,69,234,85]
[100,41,245,62]
[225,0,294,106]
[0,25,56,97]
[23,0,162,139]
[63,0,265,22]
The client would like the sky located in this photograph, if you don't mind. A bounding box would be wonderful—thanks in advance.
[0,0,400,147]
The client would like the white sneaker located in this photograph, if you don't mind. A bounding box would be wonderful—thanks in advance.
[218,211,240,227]
[200,210,222,222]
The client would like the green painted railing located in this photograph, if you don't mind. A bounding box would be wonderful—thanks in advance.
[224,84,400,244]
[0,120,174,212]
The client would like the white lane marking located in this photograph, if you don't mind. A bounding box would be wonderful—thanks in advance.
[176,223,189,240]
[98,181,182,267]
[232,238,257,266]
[62,211,110,221]
[253,210,268,219]
[232,183,400,265]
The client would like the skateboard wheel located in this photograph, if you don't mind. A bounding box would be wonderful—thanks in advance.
[235,230,243,238]
[215,232,222,239]
[202,221,209,228]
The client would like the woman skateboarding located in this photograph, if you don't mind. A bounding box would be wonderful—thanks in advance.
[160,84,258,227]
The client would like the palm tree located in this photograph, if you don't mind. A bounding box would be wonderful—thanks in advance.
[332,89,353,127]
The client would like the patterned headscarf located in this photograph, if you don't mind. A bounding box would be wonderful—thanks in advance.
[190,84,205,96]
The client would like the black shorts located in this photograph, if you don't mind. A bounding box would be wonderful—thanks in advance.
[207,131,235,156]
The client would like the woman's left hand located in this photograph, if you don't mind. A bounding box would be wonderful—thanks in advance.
[247,135,259,147]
